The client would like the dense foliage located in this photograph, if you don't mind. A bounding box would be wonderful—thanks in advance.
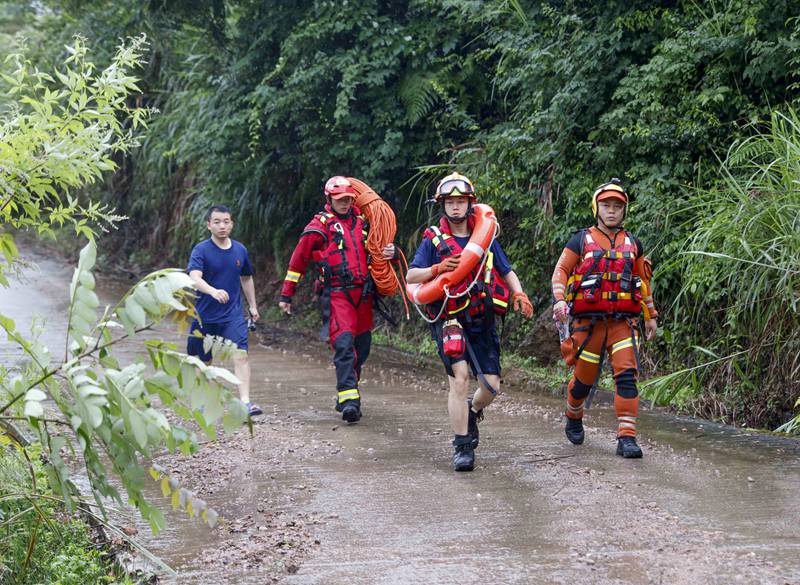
[0,444,137,584]
[5,0,800,429]
[0,32,250,578]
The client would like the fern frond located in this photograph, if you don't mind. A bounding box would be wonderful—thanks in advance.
[398,71,440,125]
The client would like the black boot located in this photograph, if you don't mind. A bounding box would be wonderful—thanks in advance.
[565,417,585,445]
[452,435,475,472]
[616,436,643,458]
[467,399,484,449]
[340,399,362,423]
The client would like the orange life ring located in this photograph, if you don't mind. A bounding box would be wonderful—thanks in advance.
[406,203,498,306]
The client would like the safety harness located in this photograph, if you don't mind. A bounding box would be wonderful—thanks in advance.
[566,229,643,316]
[422,216,511,321]
[566,229,644,406]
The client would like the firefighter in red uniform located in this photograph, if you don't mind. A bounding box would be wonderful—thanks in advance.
[279,176,396,423]
[551,179,658,458]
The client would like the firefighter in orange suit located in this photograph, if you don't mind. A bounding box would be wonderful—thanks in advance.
[551,179,658,458]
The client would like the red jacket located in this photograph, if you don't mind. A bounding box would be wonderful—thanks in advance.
[281,204,369,300]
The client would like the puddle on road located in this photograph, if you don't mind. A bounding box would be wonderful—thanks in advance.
[1,250,798,584]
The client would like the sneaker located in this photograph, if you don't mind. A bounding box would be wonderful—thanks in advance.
[341,400,362,423]
[246,402,263,416]
[452,435,475,472]
[467,399,484,449]
[616,436,643,458]
[565,417,585,445]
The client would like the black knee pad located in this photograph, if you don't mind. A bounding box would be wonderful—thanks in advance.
[615,368,638,398]
[571,379,593,400]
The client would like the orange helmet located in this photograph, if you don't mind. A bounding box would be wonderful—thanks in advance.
[591,178,628,218]
[324,176,357,200]
[434,172,476,202]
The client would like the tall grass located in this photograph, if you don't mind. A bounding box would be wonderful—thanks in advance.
[644,109,800,431]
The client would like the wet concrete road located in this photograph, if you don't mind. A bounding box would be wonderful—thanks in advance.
[2,251,799,585]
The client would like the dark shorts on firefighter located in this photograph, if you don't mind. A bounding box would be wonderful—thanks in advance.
[431,319,501,379]
[187,318,249,363]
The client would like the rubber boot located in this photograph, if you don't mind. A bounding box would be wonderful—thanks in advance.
[565,417,585,445]
[452,434,475,472]
[340,399,362,424]
[616,436,643,458]
[467,399,484,449]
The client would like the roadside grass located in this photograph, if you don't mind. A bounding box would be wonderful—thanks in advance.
[650,109,800,432]
[0,446,137,585]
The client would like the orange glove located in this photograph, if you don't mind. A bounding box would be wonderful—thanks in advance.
[430,254,461,278]
[512,291,534,319]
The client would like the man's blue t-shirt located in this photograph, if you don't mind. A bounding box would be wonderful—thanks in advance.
[187,239,254,324]
[409,236,513,276]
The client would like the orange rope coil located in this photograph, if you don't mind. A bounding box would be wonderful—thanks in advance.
[347,177,410,317]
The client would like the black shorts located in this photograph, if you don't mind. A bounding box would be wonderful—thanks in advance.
[431,320,501,378]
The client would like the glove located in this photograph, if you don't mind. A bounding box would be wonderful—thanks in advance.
[553,300,569,323]
[512,291,534,319]
[430,255,461,277]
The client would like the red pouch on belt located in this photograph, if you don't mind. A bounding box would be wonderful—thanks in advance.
[442,319,466,358]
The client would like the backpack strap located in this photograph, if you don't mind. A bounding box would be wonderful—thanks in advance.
[427,226,455,257]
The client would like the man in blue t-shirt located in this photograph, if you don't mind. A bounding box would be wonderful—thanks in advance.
[187,204,262,416]
[406,173,534,472]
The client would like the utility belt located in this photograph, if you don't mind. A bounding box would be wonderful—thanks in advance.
[316,271,375,341]
[330,282,370,294]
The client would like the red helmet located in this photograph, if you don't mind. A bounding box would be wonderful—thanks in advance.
[324,176,357,200]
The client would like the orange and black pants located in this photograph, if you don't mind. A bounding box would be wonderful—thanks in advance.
[565,316,640,437]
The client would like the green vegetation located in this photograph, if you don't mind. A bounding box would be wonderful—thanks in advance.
[0,444,137,585]
[0,33,251,579]
[645,110,800,431]
[1,1,798,432]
